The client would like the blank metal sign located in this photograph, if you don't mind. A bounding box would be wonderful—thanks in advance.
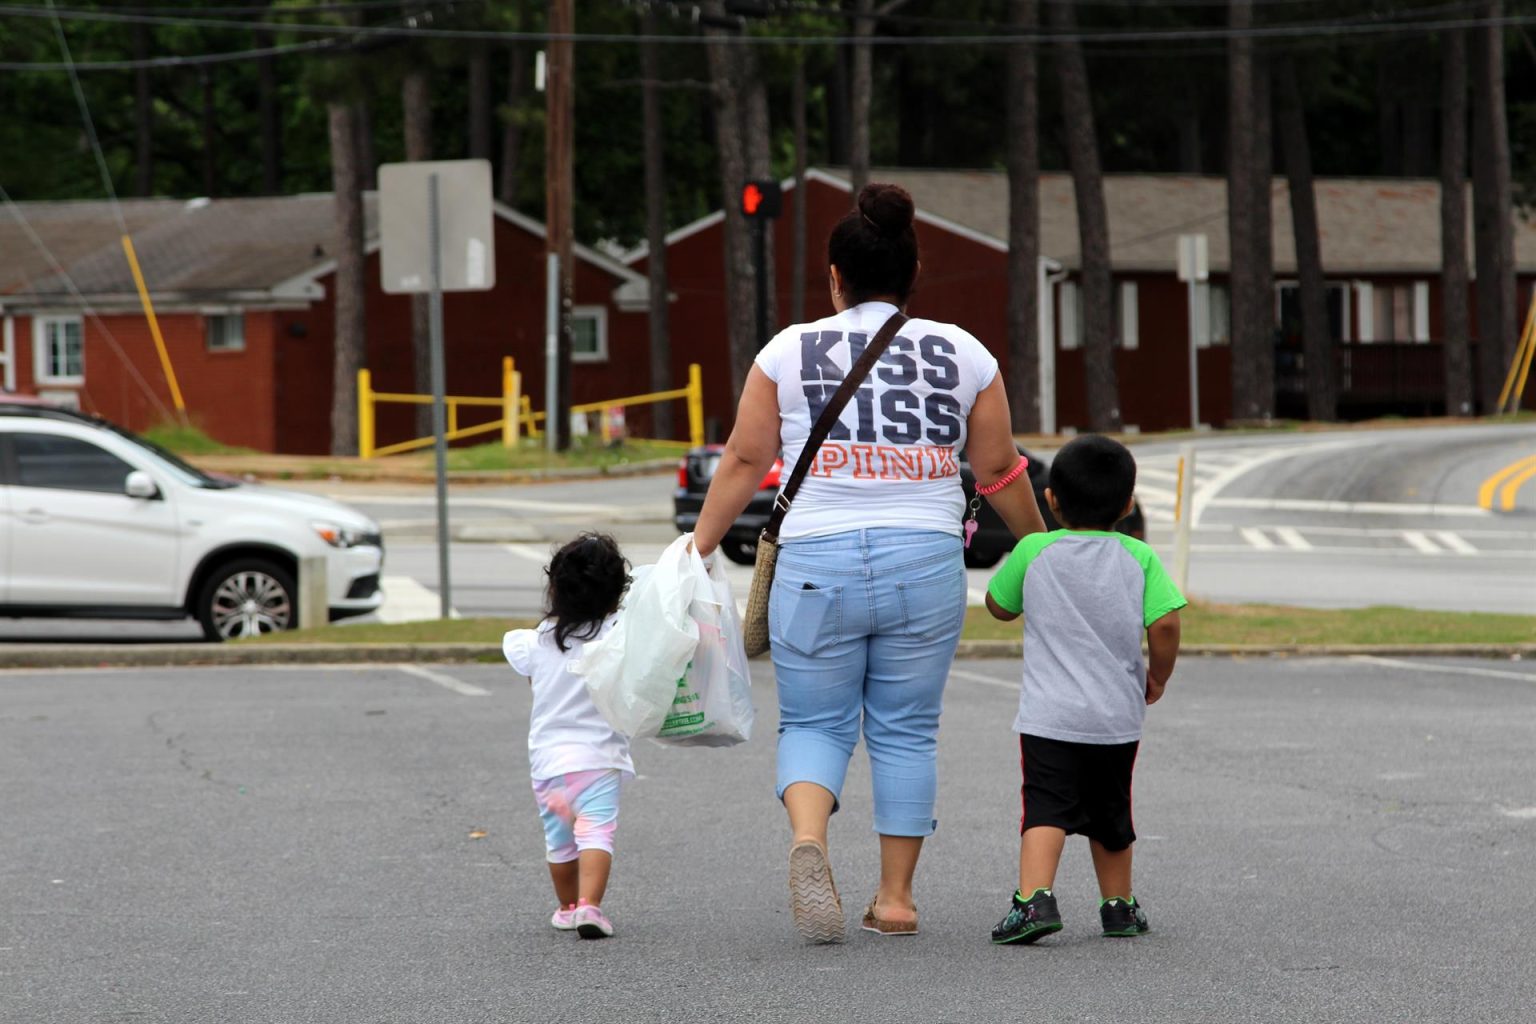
[378,159,496,294]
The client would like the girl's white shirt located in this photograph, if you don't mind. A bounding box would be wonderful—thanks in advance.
[504,618,635,781]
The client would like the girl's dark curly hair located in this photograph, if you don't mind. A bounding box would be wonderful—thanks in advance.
[827,182,920,305]
[544,532,631,652]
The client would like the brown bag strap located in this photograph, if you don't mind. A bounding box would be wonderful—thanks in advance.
[763,311,907,541]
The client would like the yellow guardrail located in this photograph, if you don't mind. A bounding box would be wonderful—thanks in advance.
[358,359,704,459]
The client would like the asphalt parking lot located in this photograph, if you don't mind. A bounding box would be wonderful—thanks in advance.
[4,655,1535,1023]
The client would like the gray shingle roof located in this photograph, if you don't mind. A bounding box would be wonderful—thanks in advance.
[831,168,1530,274]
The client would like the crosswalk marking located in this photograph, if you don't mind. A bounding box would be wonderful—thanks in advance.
[376,575,455,623]
[1239,527,1275,550]
[1399,530,1442,555]
[1273,526,1313,551]
[1430,530,1477,554]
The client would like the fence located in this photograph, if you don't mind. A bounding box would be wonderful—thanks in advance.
[357,358,704,459]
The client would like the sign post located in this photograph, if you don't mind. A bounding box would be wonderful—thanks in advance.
[741,179,782,352]
[380,158,496,620]
[1176,234,1208,430]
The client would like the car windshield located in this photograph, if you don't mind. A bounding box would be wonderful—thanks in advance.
[106,423,239,489]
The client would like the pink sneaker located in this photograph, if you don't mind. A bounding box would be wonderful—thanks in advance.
[572,899,614,939]
[550,904,578,931]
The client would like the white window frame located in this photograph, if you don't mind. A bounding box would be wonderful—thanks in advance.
[1412,281,1430,342]
[1059,281,1082,351]
[2,315,15,392]
[1354,281,1375,342]
[204,308,247,353]
[33,315,84,385]
[1196,282,1231,347]
[1118,281,1139,350]
[569,305,609,363]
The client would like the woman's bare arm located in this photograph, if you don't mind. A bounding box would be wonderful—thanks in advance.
[691,367,782,558]
[965,376,1047,540]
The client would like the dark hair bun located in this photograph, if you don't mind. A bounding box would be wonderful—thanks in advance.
[857,183,915,237]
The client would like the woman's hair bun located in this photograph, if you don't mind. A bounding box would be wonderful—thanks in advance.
[856,183,915,237]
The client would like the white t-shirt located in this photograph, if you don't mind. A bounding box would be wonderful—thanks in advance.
[754,301,999,541]
[503,620,635,781]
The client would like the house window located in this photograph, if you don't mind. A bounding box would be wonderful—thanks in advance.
[1058,281,1082,350]
[35,316,84,383]
[1194,283,1230,348]
[570,305,608,362]
[1117,281,1139,350]
[1358,282,1428,342]
[206,311,246,352]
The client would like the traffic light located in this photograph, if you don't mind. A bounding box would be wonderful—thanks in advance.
[740,179,782,220]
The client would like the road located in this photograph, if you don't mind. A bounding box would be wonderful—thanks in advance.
[1,422,1531,643]
[4,655,1535,1022]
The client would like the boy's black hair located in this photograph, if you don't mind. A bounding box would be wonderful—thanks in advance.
[1047,434,1137,530]
[544,532,630,652]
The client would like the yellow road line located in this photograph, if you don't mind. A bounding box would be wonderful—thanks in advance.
[1478,453,1536,510]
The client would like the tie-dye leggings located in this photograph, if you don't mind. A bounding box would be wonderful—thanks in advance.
[531,768,622,863]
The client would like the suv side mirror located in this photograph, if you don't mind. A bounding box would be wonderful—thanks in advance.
[125,471,160,500]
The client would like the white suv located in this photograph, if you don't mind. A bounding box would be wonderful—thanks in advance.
[0,402,384,640]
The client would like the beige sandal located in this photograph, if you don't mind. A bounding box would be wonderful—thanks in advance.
[861,897,918,936]
[788,839,845,944]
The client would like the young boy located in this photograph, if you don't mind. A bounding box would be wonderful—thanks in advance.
[984,434,1185,944]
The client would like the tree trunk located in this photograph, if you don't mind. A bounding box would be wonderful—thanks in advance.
[134,25,153,196]
[1006,0,1040,433]
[1253,53,1275,418]
[355,98,377,190]
[703,6,756,402]
[546,0,576,450]
[257,39,282,194]
[1441,28,1474,417]
[1277,58,1335,422]
[791,59,808,325]
[640,10,674,439]
[1048,2,1119,432]
[468,47,492,161]
[827,43,850,167]
[1227,0,1265,423]
[329,102,367,457]
[200,69,218,198]
[500,45,528,205]
[403,69,434,436]
[1177,106,1202,174]
[1472,1,1516,411]
[850,0,873,195]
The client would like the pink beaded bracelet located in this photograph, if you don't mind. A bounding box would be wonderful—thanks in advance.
[976,456,1028,496]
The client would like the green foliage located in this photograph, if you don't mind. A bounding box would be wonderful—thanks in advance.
[142,420,256,455]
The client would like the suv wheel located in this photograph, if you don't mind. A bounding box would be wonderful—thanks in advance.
[719,537,758,566]
[196,559,298,641]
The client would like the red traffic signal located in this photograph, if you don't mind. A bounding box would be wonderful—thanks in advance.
[740,179,782,220]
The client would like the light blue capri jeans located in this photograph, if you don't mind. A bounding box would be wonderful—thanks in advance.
[768,527,968,837]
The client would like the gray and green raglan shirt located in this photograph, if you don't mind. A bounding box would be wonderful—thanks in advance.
[987,530,1187,745]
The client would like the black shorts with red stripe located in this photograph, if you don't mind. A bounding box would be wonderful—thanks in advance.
[1018,733,1139,851]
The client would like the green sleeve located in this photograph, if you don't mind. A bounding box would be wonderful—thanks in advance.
[1120,539,1188,627]
[986,531,1054,616]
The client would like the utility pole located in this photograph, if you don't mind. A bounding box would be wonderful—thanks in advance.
[545,0,575,450]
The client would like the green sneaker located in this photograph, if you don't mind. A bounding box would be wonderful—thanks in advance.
[1100,896,1149,937]
[990,888,1063,945]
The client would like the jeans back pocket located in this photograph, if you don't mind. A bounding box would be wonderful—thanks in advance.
[895,566,967,644]
[770,578,842,657]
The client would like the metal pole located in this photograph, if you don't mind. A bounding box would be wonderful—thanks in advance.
[1038,257,1056,434]
[428,173,452,620]
[1187,277,1201,428]
[753,218,768,352]
[545,251,559,457]
[1172,442,1196,594]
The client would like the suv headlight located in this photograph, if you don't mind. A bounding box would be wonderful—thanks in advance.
[313,520,369,548]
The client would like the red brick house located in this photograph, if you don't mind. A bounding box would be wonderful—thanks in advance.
[0,195,651,453]
[630,168,1536,433]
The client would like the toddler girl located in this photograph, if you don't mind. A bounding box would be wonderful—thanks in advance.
[503,533,633,939]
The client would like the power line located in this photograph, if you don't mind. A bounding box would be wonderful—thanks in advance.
[44,0,124,235]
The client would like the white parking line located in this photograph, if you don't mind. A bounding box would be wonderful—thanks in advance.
[1239,527,1275,550]
[1431,530,1477,555]
[1273,527,1313,551]
[395,664,490,697]
[503,542,553,564]
[1400,530,1442,555]
[947,666,1018,690]
[1351,655,1536,684]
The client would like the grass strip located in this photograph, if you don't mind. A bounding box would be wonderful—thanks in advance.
[240,600,1536,648]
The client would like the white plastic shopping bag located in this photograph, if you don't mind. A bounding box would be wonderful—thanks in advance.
[656,544,755,747]
[572,535,699,737]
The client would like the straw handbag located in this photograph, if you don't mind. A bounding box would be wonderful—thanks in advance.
[741,312,908,658]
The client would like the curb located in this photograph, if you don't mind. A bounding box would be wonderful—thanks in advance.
[4,641,1532,671]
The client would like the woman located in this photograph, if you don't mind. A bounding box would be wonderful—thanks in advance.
[693,183,1045,943]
